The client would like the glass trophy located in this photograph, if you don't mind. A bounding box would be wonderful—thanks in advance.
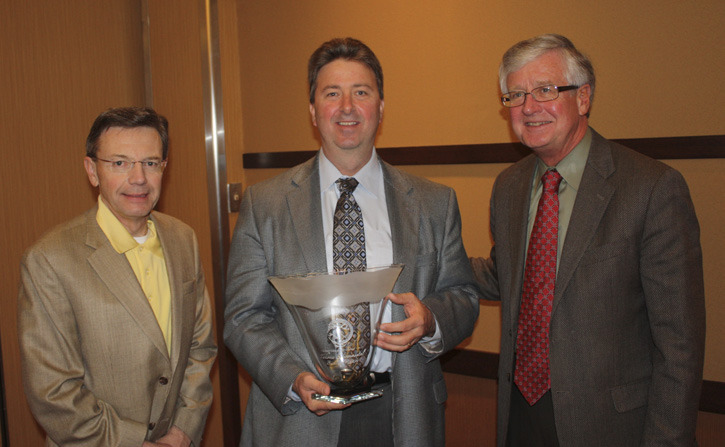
[269,264,403,404]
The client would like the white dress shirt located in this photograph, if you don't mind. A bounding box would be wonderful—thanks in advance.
[319,148,442,373]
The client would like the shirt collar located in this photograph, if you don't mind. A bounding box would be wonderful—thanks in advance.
[534,127,592,192]
[96,197,156,254]
[318,148,384,198]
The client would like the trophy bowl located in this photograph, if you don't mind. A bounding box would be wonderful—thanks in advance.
[269,264,404,404]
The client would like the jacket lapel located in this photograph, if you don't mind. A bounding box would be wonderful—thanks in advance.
[85,211,169,359]
[381,160,417,322]
[153,214,183,368]
[553,131,615,312]
[287,155,327,274]
[507,156,538,327]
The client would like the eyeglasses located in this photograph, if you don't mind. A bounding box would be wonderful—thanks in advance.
[501,85,579,107]
[94,157,167,174]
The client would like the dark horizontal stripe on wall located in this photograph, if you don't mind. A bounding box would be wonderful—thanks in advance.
[242,135,725,169]
[440,349,725,415]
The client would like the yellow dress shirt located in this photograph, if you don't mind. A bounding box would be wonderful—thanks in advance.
[96,198,172,355]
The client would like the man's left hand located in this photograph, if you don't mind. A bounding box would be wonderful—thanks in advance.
[375,292,435,352]
[147,426,191,447]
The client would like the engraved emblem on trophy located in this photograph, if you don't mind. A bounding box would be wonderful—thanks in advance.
[269,264,403,404]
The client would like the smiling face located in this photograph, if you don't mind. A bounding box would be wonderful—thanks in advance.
[309,59,384,173]
[506,50,591,166]
[83,126,164,236]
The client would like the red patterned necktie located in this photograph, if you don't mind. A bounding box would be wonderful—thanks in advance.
[514,169,563,405]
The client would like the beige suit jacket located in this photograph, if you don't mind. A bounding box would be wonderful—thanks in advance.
[18,207,217,447]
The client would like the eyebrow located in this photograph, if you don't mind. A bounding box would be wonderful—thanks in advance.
[509,80,558,91]
[106,154,162,161]
[320,83,373,91]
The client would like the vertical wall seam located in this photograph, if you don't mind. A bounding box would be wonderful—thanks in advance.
[141,0,153,107]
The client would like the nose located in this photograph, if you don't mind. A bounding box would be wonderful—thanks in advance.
[341,93,353,113]
[127,162,148,184]
[521,93,540,115]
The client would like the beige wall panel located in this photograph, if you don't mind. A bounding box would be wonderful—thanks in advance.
[234,0,724,157]
[696,411,725,446]
[444,374,498,445]
[1,1,146,445]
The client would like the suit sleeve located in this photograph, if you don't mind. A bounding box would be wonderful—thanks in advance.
[420,188,482,354]
[223,187,309,415]
[639,168,705,444]
[18,249,148,447]
[171,232,217,447]
[470,178,501,302]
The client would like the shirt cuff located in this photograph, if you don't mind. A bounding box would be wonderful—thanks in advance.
[418,319,443,354]
[286,385,302,402]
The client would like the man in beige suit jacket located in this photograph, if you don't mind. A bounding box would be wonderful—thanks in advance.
[18,107,217,447]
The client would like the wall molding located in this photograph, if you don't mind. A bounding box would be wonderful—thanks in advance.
[440,349,725,415]
[242,135,725,169]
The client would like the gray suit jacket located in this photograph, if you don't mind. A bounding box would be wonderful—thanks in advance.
[18,207,217,447]
[224,154,480,447]
[472,129,706,446]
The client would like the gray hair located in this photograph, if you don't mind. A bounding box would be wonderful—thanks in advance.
[499,34,595,103]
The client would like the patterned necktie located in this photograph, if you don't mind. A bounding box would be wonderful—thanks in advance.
[333,178,366,272]
[332,178,370,378]
[514,169,563,405]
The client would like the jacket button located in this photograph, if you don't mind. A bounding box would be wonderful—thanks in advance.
[507,373,512,382]
[159,376,168,385]
[148,422,156,430]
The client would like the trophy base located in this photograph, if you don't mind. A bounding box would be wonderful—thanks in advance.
[312,389,383,405]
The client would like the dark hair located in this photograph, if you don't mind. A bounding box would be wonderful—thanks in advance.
[308,37,383,104]
[85,107,169,159]
[499,34,596,106]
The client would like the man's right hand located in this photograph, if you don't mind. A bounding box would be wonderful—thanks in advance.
[293,372,350,416]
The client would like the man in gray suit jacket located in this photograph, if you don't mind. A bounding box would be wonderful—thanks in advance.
[471,34,705,446]
[224,38,480,446]
[18,107,217,447]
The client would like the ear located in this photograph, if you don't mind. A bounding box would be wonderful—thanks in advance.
[577,84,592,116]
[378,99,385,123]
[84,157,99,187]
[309,102,318,127]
